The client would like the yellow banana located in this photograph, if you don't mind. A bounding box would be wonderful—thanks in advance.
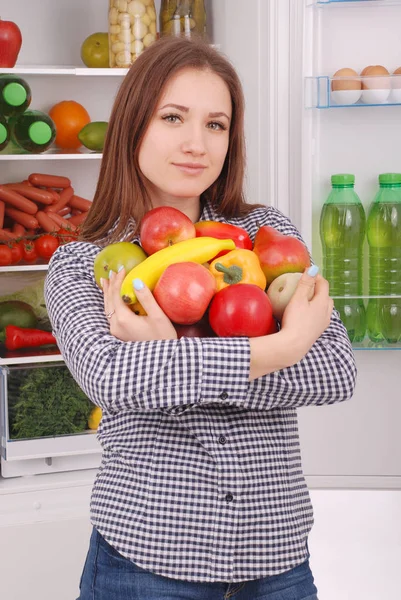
[121,236,236,305]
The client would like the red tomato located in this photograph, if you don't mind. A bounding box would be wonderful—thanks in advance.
[57,228,79,244]
[10,240,24,264]
[34,234,59,259]
[153,262,216,325]
[208,283,275,337]
[0,244,13,266]
[22,240,38,263]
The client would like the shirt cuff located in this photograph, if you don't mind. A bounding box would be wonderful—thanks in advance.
[200,337,251,405]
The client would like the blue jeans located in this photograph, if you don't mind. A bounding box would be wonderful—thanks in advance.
[77,528,318,600]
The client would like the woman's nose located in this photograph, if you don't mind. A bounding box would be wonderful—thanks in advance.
[181,126,207,155]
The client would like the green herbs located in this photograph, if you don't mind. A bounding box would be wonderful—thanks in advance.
[8,364,93,439]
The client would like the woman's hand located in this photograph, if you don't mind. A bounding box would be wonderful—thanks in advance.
[279,268,334,360]
[101,269,177,342]
[249,267,334,380]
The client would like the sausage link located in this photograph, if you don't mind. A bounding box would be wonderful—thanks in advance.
[4,207,39,229]
[68,212,88,226]
[0,200,4,229]
[46,186,74,213]
[0,229,15,241]
[47,211,78,231]
[36,211,60,233]
[69,195,92,212]
[12,223,26,237]
[0,186,38,215]
[28,173,71,189]
[7,183,55,205]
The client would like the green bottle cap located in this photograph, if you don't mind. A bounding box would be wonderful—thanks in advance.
[331,174,355,186]
[29,121,52,145]
[0,122,7,145]
[2,82,27,107]
[378,173,401,185]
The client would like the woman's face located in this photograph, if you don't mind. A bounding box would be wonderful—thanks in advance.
[138,68,232,216]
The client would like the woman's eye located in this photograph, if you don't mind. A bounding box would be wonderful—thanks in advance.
[208,121,226,131]
[162,114,181,124]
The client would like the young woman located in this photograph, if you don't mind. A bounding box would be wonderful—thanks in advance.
[45,35,356,600]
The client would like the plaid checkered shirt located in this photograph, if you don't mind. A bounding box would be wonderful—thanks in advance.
[44,201,356,583]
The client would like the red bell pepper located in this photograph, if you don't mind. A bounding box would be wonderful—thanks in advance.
[194,221,253,258]
[0,325,57,350]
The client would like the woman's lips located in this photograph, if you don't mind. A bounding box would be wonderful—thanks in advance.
[173,163,207,175]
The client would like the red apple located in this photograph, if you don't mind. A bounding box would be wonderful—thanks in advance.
[208,283,275,338]
[0,18,22,67]
[253,226,311,286]
[140,206,196,255]
[153,262,216,325]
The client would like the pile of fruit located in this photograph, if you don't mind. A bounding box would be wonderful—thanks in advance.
[0,172,91,265]
[94,206,312,338]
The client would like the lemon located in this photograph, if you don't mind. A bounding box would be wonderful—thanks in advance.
[81,33,110,68]
[78,121,108,152]
[88,406,102,430]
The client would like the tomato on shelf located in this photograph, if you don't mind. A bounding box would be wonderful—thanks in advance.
[0,244,12,265]
[21,240,38,263]
[34,234,59,260]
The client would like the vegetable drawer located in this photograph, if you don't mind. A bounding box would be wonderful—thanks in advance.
[0,362,101,478]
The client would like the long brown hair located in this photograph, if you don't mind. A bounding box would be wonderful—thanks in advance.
[80,35,260,245]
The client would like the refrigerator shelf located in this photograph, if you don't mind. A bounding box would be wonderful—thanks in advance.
[0,148,102,161]
[306,75,401,108]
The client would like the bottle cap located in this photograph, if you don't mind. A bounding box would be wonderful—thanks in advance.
[0,122,7,145]
[331,174,355,186]
[2,82,27,107]
[378,173,401,185]
[29,121,53,145]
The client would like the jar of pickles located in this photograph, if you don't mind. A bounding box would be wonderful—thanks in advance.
[108,0,157,68]
[160,0,206,38]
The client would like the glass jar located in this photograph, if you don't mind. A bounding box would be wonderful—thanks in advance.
[108,0,157,68]
[160,0,206,38]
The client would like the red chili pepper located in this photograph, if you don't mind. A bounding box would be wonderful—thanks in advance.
[0,325,57,350]
[194,221,253,259]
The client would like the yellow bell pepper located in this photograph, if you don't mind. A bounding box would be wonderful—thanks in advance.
[210,249,267,292]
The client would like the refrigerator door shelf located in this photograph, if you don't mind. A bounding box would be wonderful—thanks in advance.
[306,76,401,108]
[310,0,401,6]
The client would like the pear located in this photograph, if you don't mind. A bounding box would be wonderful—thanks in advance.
[267,272,314,321]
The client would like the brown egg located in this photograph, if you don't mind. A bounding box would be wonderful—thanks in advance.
[331,68,361,91]
[392,67,401,90]
[361,65,391,89]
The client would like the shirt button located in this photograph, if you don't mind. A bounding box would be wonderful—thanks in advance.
[219,391,229,400]
[225,493,234,503]
[218,436,227,445]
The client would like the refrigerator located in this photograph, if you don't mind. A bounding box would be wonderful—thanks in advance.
[0,0,400,597]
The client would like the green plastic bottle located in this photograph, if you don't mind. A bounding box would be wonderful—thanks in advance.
[0,74,32,117]
[0,115,10,151]
[366,173,401,344]
[9,110,56,154]
[320,174,366,342]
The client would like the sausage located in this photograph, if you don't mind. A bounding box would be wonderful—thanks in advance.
[4,207,39,229]
[12,223,26,237]
[46,186,74,213]
[28,173,71,189]
[0,229,15,241]
[0,185,38,215]
[57,207,71,217]
[71,208,81,216]
[68,212,88,226]
[7,183,54,205]
[47,211,78,231]
[0,200,4,229]
[36,211,60,233]
[69,195,92,212]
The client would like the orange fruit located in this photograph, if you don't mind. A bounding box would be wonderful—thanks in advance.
[49,100,91,149]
